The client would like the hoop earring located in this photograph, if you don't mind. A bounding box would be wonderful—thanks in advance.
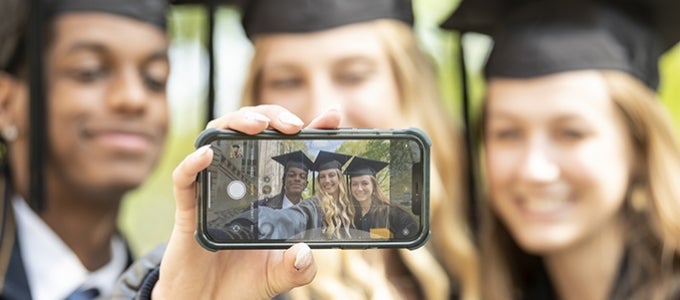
[1,125,17,142]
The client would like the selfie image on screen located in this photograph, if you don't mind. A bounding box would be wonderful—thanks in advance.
[203,138,423,243]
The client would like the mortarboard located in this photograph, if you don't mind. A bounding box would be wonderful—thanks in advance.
[344,156,389,177]
[2,0,167,74]
[272,150,313,173]
[441,0,680,90]
[311,151,352,172]
[45,0,168,29]
[240,0,414,39]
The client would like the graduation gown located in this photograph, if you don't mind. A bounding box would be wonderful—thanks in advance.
[353,199,418,239]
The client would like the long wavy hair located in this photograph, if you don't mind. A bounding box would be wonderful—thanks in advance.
[241,19,478,300]
[314,168,355,239]
[479,71,680,300]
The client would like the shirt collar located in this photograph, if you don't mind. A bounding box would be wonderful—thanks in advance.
[281,194,294,209]
[13,197,128,300]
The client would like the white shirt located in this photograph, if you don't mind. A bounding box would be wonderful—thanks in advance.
[13,197,128,300]
[281,194,297,209]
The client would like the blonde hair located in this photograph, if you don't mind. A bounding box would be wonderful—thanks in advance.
[316,168,355,239]
[479,71,680,299]
[242,19,479,300]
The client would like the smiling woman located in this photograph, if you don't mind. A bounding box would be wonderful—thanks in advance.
[445,1,680,298]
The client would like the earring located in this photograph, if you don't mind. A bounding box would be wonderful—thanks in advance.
[629,184,648,212]
[1,125,17,142]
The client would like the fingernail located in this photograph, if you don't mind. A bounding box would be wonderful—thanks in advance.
[244,111,271,123]
[294,247,312,270]
[278,112,304,127]
[195,145,212,157]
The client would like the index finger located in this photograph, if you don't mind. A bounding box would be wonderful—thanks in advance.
[207,105,304,135]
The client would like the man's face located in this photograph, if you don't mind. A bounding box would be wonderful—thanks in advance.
[283,167,308,197]
[7,13,169,197]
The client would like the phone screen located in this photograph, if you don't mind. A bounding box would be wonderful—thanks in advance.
[196,129,430,249]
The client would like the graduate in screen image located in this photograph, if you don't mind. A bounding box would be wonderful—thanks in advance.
[257,150,313,209]
[345,156,418,239]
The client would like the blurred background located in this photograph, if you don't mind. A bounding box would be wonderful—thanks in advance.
[119,0,680,256]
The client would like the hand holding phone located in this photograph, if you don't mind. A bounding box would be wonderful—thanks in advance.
[148,106,325,299]
[195,128,431,250]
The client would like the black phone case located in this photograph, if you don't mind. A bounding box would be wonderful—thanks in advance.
[194,127,431,250]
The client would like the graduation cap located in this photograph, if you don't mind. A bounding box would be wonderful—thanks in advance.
[44,0,168,29]
[271,150,313,173]
[441,0,680,90]
[311,151,352,172]
[344,156,389,177]
[240,0,414,39]
[19,0,168,211]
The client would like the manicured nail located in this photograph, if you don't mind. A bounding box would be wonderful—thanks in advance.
[294,246,312,270]
[278,112,304,127]
[195,145,212,157]
[243,111,271,123]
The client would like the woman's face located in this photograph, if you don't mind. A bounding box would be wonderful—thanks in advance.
[318,169,340,195]
[350,175,373,203]
[484,71,633,254]
[256,22,402,128]
[6,13,169,196]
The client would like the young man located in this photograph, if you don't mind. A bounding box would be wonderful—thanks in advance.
[257,150,313,209]
[0,0,169,298]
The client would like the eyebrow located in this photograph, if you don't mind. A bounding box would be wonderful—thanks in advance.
[64,42,108,55]
[64,42,168,63]
[262,63,300,73]
[486,110,593,126]
[334,56,376,68]
[146,50,169,62]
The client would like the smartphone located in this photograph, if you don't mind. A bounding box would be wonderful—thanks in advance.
[194,128,431,250]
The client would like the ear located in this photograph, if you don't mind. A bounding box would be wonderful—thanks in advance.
[0,72,20,130]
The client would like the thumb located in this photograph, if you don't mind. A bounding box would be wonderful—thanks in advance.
[271,243,317,293]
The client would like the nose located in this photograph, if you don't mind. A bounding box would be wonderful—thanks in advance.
[107,66,148,114]
[307,76,345,124]
[519,137,560,183]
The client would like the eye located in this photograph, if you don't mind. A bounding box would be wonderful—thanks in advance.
[144,76,167,92]
[144,60,169,92]
[557,128,587,141]
[266,77,303,90]
[336,71,369,86]
[68,66,108,83]
[488,128,522,141]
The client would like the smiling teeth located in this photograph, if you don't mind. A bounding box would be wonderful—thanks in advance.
[523,197,568,213]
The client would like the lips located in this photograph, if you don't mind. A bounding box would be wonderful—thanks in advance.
[288,183,303,190]
[81,123,161,153]
[515,195,572,219]
[353,190,369,201]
